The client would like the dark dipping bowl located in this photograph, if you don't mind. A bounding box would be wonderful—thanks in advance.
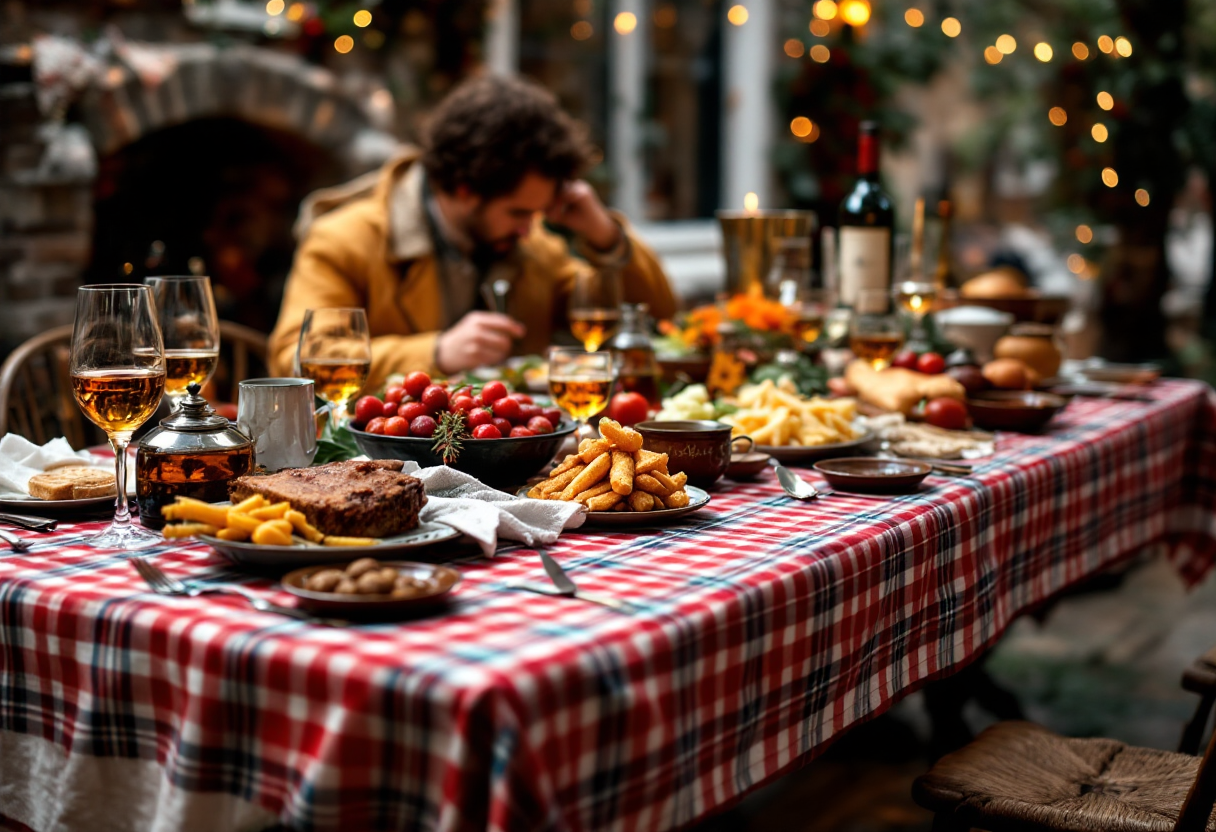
[966,390,1069,433]
[635,420,752,488]
[812,457,932,493]
[349,420,576,487]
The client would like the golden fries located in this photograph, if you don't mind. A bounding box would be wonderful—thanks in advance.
[722,379,860,447]
[159,493,382,548]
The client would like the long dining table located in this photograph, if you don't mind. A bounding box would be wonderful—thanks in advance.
[0,379,1214,832]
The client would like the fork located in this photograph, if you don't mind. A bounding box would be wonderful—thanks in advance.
[0,528,32,553]
[131,557,344,625]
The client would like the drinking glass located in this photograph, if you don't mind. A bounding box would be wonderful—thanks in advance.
[297,308,372,425]
[548,347,614,439]
[849,289,905,370]
[144,275,219,410]
[568,266,623,351]
[893,280,938,352]
[69,285,166,550]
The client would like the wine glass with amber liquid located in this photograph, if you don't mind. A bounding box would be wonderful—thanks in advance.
[70,285,166,550]
[145,275,219,410]
[893,280,937,352]
[297,308,372,426]
[548,347,614,439]
[569,266,623,352]
[849,289,906,371]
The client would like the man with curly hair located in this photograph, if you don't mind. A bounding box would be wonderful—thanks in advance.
[269,75,676,386]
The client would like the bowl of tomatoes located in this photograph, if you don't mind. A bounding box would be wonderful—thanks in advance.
[347,374,576,486]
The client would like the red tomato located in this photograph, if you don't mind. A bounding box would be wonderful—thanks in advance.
[409,415,438,438]
[364,417,388,435]
[398,401,429,422]
[472,424,502,440]
[421,384,450,412]
[404,372,431,399]
[607,392,649,426]
[467,407,493,428]
[481,380,508,403]
[450,385,473,400]
[509,392,534,405]
[384,386,405,405]
[541,406,563,427]
[916,352,946,375]
[518,404,543,422]
[353,396,382,426]
[492,396,521,422]
[509,426,536,437]
[384,416,410,437]
[491,417,513,435]
[924,397,968,430]
[526,416,554,435]
[382,400,400,418]
[451,395,477,414]
[891,350,920,371]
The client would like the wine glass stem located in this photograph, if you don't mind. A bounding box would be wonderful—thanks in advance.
[109,434,131,527]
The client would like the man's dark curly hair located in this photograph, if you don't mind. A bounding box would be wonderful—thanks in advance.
[422,75,592,200]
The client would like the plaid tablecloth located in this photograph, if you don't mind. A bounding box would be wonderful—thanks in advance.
[1,380,1215,832]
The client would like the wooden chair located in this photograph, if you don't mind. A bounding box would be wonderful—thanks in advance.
[1180,648,1216,756]
[0,324,96,448]
[912,720,1216,831]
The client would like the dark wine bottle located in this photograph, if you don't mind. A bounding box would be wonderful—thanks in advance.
[934,199,956,289]
[838,121,895,313]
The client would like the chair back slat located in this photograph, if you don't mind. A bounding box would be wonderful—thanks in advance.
[1175,723,1216,831]
[0,325,96,448]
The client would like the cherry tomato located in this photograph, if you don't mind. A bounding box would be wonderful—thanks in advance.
[492,396,521,422]
[398,401,429,422]
[382,400,400,418]
[509,426,536,437]
[526,416,554,435]
[472,424,502,440]
[450,385,473,400]
[481,380,508,403]
[451,395,477,414]
[509,393,534,405]
[384,386,406,405]
[404,372,431,399]
[409,415,438,438]
[518,404,543,422]
[364,417,387,435]
[607,392,649,426]
[891,350,920,371]
[491,417,513,435]
[384,416,410,437]
[924,397,968,430]
[467,407,493,428]
[916,352,946,375]
[421,384,450,412]
[353,396,383,426]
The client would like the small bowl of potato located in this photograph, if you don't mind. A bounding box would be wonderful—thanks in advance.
[282,557,461,617]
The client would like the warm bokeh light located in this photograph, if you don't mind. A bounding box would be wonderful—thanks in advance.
[813,0,837,20]
[905,8,924,27]
[265,0,284,14]
[1034,42,1053,61]
[1115,37,1132,57]
[727,5,748,25]
[1135,189,1150,206]
[286,2,305,21]
[1091,124,1108,143]
[984,46,1002,65]
[123,262,134,275]
[744,192,760,213]
[334,34,354,53]
[839,0,870,26]
[353,9,372,27]
[809,19,830,36]
[614,11,637,33]
[1048,107,1067,126]
[571,20,593,39]
[653,4,677,28]
[995,34,1016,54]
[1067,254,1086,275]
[1102,167,1118,187]
[1076,225,1093,244]
[1097,35,1114,53]
[1097,91,1114,110]
[784,39,805,58]
[941,17,961,37]
[1072,42,1089,60]
[810,44,831,63]
[791,117,814,137]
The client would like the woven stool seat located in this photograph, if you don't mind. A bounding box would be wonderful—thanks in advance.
[913,722,1216,832]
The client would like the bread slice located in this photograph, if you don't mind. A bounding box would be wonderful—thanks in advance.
[28,466,116,500]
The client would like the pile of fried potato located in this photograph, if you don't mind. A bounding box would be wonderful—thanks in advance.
[527,418,691,512]
[722,378,861,447]
[161,495,377,547]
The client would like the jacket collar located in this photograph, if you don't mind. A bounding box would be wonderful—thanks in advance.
[386,157,432,263]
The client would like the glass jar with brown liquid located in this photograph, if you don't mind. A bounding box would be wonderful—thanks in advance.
[609,303,662,408]
[135,383,254,529]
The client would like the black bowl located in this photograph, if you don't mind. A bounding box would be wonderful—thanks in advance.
[966,390,1068,432]
[349,420,577,486]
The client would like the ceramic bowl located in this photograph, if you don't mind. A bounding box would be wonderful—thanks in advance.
[935,306,1014,362]
[811,457,932,493]
[635,420,753,488]
[727,451,772,479]
[966,390,1068,432]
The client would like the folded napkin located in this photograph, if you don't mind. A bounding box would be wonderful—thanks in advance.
[0,434,98,498]
[400,462,586,555]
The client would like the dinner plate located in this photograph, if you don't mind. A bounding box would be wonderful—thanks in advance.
[0,493,119,512]
[516,484,711,525]
[757,429,877,464]
[282,561,461,617]
[199,520,462,567]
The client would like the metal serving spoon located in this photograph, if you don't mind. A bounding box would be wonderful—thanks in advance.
[772,461,830,501]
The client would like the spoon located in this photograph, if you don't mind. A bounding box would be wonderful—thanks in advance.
[772,460,829,501]
[481,279,511,315]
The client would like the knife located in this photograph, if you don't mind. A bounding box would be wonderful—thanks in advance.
[0,512,58,532]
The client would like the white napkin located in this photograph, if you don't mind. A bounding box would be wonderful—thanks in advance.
[400,462,586,555]
[0,434,98,498]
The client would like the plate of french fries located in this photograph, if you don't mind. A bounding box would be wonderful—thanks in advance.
[159,495,460,567]
[721,379,875,462]
[519,417,711,525]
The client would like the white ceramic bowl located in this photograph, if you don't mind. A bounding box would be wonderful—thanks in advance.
[935,306,1014,362]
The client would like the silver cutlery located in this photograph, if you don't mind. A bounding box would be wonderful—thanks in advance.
[0,512,57,532]
[481,279,511,315]
[773,461,831,501]
[511,547,631,612]
[0,528,32,553]
[131,557,346,626]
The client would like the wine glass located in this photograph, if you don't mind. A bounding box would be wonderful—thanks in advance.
[144,275,219,410]
[297,308,371,425]
[893,280,938,352]
[568,266,623,351]
[69,285,166,550]
[548,347,614,439]
[849,289,905,370]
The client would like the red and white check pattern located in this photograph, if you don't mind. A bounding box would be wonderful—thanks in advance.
[0,380,1214,832]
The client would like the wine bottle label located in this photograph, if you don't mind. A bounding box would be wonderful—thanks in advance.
[838,226,891,311]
